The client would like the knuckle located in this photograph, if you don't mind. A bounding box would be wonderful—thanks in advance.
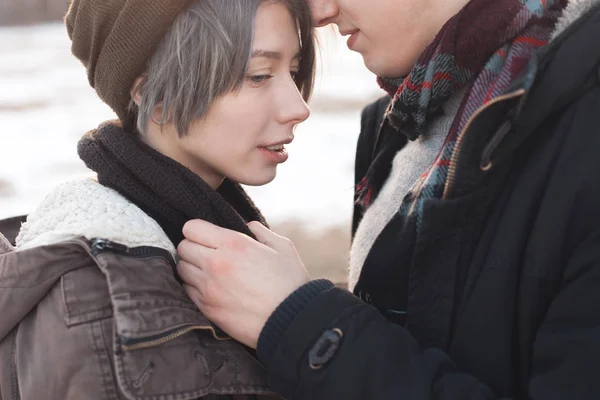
[202,254,229,278]
[203,254,216,270]
[226,234,248,254]
[202,285,218,305]
[212,256,231,275]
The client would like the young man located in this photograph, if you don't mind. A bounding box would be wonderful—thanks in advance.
[177,0,600,398]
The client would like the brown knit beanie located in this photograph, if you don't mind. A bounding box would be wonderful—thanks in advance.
[65,0,194,130]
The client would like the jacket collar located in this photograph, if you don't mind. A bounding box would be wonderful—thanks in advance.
[552,0,600,40]
[482,0,600,169]
[15,178,176,259]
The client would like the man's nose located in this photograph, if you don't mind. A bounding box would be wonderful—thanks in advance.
[307,0,340,27]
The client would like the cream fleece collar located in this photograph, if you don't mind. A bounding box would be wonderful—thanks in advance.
[16,179,176,258]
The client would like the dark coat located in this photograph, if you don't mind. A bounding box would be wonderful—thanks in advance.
[258,4,600,399]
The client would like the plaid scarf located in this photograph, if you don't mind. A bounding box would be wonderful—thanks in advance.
[357,0,567,217]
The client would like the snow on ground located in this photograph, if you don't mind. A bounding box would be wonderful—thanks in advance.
[0,23,382,231]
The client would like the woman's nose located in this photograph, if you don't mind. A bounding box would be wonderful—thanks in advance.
[277,83,310,125]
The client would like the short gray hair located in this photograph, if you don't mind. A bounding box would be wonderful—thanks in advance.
[132,0,315,136]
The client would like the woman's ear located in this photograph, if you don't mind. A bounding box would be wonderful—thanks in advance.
[151,102,168,125]
[130,76,144,106]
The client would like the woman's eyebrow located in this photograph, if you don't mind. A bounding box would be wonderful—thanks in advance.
[251,49,302,60]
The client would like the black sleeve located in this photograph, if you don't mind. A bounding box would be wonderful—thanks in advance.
[258,245,600,400]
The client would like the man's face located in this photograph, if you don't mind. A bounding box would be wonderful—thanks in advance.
[307,0,468,77]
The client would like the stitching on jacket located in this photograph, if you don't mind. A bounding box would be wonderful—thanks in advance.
[131,362,155,389]
[89,319,119,400]
[60,276,71,326]
[10,329,20,400]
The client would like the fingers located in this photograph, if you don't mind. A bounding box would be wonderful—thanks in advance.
[182,219,237,249]
[177,238,215,266]
[247,221,295,253]
[183,283,203,309]
[177,259,206,288]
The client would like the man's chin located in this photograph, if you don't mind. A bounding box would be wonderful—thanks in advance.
[365,55,412,79]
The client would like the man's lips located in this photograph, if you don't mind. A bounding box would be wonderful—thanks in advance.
[340,29,360,49]
[339,28,359,37]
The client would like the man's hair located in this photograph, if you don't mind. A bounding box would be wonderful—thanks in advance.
[131,0,315,136]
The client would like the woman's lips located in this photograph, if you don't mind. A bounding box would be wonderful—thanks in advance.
[258,146,289,164]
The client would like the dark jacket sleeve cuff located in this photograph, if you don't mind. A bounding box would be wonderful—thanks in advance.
[257,279,334,366]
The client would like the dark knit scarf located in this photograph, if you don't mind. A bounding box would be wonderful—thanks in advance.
[356,0,567,210]
[77,121,268,247]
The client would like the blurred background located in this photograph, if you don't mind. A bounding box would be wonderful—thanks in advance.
[0,0,383,285]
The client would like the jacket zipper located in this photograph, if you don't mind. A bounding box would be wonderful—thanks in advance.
[90,238,175,263]
[442,88,526,199]
[122,325,231,351]
[89,238,232,350]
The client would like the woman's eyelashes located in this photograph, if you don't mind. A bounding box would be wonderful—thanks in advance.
[247,74,273,86]
[246,68,301,87]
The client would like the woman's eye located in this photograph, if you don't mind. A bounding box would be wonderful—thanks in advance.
[290,70,299,80]
[247,74,273,85]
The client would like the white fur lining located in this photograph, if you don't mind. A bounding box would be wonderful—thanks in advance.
[16,179,176,258]
[552,0,600,40]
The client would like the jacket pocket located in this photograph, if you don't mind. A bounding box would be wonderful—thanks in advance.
[62,266,113,326]
[93,251,274,400]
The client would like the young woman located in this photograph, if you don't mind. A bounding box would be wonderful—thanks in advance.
[0,0,314,399]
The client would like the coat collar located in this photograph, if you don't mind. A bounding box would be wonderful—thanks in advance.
[15,178,176,259]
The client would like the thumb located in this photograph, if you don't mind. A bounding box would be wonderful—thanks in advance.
[247,221,295,254]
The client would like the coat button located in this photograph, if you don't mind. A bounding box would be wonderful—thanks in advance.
[308,328,344,370]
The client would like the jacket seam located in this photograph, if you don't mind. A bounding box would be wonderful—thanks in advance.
[10,328,20,400]
[89,319,119,400]
[0,259,86,289]
[94,253,177,268]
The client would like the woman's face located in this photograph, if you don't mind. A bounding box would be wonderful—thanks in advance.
[307,0,470,77]
[148,1,310,189]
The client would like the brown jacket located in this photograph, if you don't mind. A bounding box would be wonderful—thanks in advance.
[0,180,280,400]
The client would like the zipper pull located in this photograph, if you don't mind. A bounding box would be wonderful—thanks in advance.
[480,119,513,171]
[90,238,130,255]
